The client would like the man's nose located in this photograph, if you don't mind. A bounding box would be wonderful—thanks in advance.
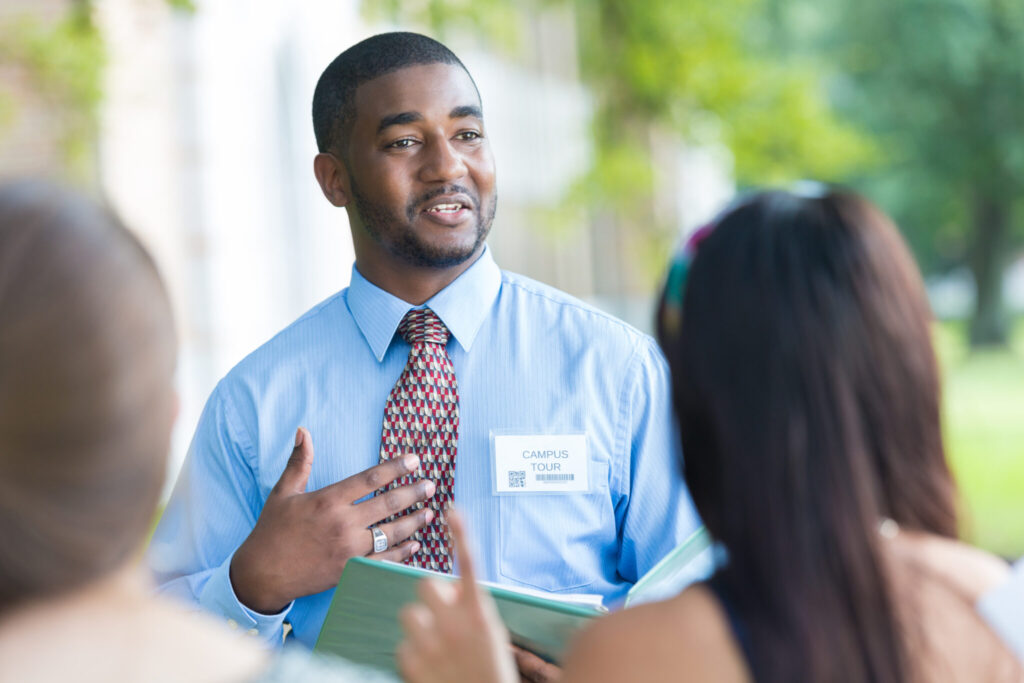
[419,137,468,184]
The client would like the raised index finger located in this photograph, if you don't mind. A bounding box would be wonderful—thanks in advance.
[321,454,421,504]
[448,510,479,589]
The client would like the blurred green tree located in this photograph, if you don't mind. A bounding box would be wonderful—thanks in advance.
[366,0,873,289]
[0,0,194,184]
[0,1,104,181]
[774,0,1024,346]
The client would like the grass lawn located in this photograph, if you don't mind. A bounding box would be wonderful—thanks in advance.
[936,318,1024,559]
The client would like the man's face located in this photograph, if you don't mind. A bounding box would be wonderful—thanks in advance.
[342,62,497,269]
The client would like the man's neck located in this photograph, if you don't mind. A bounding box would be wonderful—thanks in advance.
[355,248,484,305]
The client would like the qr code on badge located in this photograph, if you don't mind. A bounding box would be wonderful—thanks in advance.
[509,470,526,488]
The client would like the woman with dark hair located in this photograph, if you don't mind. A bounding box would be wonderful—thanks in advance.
[0,181,393,682]
[397,189,1022,682]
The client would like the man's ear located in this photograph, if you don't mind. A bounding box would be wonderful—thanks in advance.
[313,152,351,207]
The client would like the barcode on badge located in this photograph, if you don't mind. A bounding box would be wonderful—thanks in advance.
[537,474,575,482]
[509,470,526,488]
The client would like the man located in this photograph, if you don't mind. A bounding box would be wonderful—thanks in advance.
[150,32,699,652]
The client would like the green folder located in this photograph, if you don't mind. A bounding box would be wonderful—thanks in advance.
[623,526,713,608]
[314,526,712,672]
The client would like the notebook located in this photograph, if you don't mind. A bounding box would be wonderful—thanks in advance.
[314,526,714,671]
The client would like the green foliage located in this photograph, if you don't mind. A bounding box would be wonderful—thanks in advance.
[571,0,875,184]
[166,0,197,11]
[0,0,190,181]
[825,0,1024,228]
[724,65,876,184]
[681,0,1024,347]
[772,0,1024,345]
[575,136,654,214]
[365,0,875,286]
[0,5,105,179]
[364,0,524,53]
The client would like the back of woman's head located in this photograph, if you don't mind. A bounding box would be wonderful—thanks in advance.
[0,180,177,612]
[658,189,956,682]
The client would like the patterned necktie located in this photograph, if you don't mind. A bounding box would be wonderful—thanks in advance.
[377,307,459,572]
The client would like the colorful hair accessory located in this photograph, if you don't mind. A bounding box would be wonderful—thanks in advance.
[660,221,717,341]
[659,185,830,341]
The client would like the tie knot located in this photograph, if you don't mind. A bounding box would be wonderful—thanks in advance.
[398,308,450,345]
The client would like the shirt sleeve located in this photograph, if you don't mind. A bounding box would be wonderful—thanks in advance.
[147,380,293,646]
[613,335,703,583]
[976,559,1024,661]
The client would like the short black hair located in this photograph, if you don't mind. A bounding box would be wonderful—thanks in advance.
[312,32,476,154]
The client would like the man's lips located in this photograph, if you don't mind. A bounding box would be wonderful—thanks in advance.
[421,193,473,214]
[420,194,474,225]
[425,202,465,214]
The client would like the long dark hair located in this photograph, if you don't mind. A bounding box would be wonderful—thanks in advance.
[658,190,956,682]
[0,180,177,612]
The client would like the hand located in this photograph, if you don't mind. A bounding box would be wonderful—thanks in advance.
[396,511,518,683]
[511,645,563,683]
[230,427,435,613]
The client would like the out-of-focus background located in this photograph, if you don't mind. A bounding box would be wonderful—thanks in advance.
[1,0,1021,557]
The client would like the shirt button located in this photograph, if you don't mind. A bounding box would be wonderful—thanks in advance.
[247,628,259,636]
[227,619,238,630]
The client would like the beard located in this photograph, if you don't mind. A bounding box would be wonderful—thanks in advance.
[350,179,497,269]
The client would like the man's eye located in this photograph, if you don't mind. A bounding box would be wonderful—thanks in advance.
[388,138,417,149]
[456,131,482,141]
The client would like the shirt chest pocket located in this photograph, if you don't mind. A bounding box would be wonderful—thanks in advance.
[497,459,615,592]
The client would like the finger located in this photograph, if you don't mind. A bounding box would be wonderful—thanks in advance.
[270,427,314,497]
[325,454,422,504]
[448,510,479,587]
[370,538,421,563]
[395,640,424,683]
[399,603,437,649]
[397,606,442,682]
[355,477,435,526]
[375,507,434,548]
[418,577,458,613]
[511,646,532,682]
[449,510,490,614]
[511,646,562,683]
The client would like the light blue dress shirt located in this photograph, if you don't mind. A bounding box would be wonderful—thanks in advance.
[149,247,701,648]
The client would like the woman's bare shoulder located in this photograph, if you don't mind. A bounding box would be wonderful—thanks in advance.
[889,531,1010,597]
[561,584,751,683]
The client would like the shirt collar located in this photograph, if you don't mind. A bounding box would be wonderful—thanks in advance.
[347,246,502,362]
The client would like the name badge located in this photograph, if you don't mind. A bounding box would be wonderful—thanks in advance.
[490,432,590,495]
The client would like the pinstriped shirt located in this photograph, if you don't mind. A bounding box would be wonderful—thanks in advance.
[148,247,701,647]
